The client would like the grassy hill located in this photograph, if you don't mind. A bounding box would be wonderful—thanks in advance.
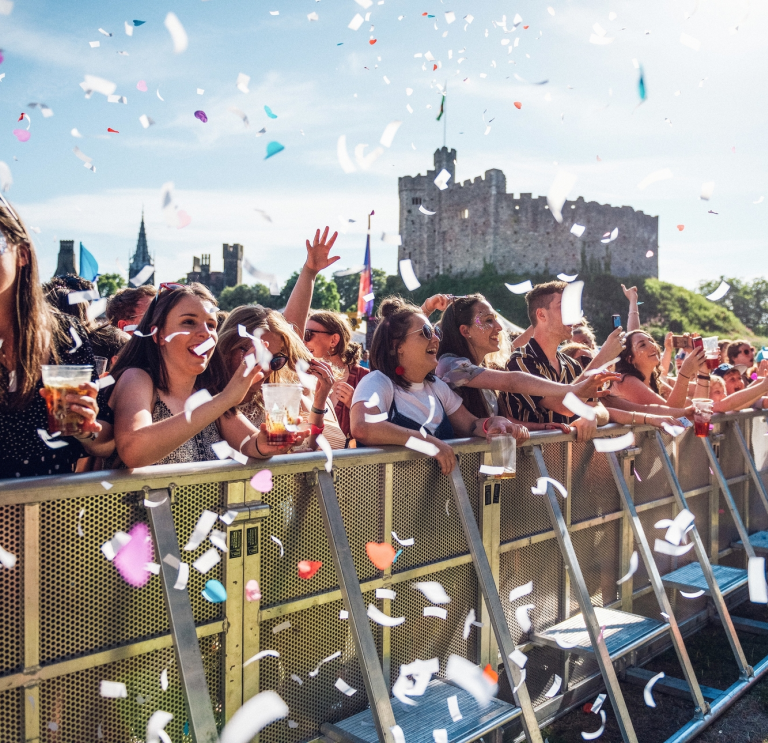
[380,266,762,345]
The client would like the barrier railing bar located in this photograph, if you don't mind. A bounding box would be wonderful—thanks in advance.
[145,489,219,743]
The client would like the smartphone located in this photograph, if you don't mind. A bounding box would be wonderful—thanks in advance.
[672,335,688,349]
[612,314,621,329]
[691,335,704,352]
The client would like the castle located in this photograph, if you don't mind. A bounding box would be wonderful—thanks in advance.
[398,148,659,281]
[186,244,244,295]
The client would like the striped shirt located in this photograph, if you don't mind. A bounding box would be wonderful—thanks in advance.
[504,338,583,424]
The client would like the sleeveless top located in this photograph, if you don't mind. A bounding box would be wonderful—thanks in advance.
[388,397,455,440]
[149,398,221,465]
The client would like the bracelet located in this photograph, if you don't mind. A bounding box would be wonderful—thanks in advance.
[254,436,266,457]
[311,405,328,415]
[482,418,490,434]
[75,431,97,442]
[631,411,636,425]
[628,310,640,315]
[678,373,690,380]
[697,374,710,381]
[309,423,325,436]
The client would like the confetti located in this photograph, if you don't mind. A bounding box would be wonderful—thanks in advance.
[558,273,579,283]
[37,430,68,449]
[164,12,188,53]
[418,205,436,216]
[184,510,219,551]
[380,120,402,148]
[316,433,333,473]
[594,432,635,453]
[366,542,397,570]
[0,545,17,569]
[447,694,463,722]
[364,393,381,409]
[194,110,208,123]
[547,170,577,223]
[562,392,597,421]
[700,181,715,200]
[114,523,154,587]
[130,264,154,286]
[335,679,357,696]
[509,582,533,602]
[235,73,250,94]
[365,412,388,423]
[505,280,533,294]
[705,281,730,301]
[160,668,168,691]
[463,608,476,639]
[391,532,414,547]
[617,551,638,584]
[376,588,396,600]
[424,606,448,619]
[368,604,406,626]
[184,389,213,423]
[664,509,695,545]
[298,560,322,579]
[680,589,706,599]
[100,681,127,698]
[349,13,364,30]
[251,469,273,493]
[515,604,535,632]
[654,539,694,557]
[193,548,221,575]
[264,105,278,119]
[749,557,768,603]
[434,168,452,190]
[509,648,528,668]
[270,535,285,557]
[219,691,289,743]
[399,260,422,291]
[560,280,584,325]
[413,581,451,604]
[265,141,284,159]
[272,620,291,634]
[446,655,497,707]
[173,563,189,590]
[243,650,279,667]
[601,227,619,244]
[146,711,173,743]
[545,674,562,698]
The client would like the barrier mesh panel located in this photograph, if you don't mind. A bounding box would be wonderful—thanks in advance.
[634,504,675,593]
[633,430,673,506]
[570,522,620,611]
[719,424,746,480]
[39,482,224,665]
[0,504,22,675]
[571,442,619,522]
[259,591,381,743]
[677,432,710,493]
[500,448,553,543]
[0,688,22,743]
[38,634,222,743]
[260,465,382,607]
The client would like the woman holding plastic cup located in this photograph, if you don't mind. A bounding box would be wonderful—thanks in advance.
[0,196,109,479]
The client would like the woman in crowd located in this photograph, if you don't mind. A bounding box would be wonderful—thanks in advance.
[217,305,346,451]
[434,295,617,434]
[108,283,298,467]
[0,197,111,479]
[350,297,534,475]
[560,342,594,368]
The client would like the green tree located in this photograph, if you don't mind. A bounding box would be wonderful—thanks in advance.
[333,268,388,312]
[279,272,340,311]
[697,277,768,337]
[218,283,278,312]
[97,273,126,297]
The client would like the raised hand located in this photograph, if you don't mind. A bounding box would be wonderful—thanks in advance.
[421,294,452,316]
[305,226,340,276]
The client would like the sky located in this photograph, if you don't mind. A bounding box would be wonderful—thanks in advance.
[0,0,765,291]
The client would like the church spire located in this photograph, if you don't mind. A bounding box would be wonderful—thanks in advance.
[129,210,154,285]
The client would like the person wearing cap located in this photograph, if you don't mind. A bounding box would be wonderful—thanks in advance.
[710,366,768,412]
[712,363,747,396]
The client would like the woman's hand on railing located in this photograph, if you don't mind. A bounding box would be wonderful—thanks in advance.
[645,414,683,430]
[246,424,308,459]
[429,437,457,474]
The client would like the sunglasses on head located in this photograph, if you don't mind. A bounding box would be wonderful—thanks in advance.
[407,323,443,342]
[304,329,333,343]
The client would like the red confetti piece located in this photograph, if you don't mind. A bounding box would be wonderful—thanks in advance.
[677,225,685,231]
[108,128,119,133]
[422,12,428,15]
[514,101,522,109]
[483,664,499,684]
[298,560,323,580]
[17,113,25,121]
[523,25,529,29]
[369,39,377,45]
[433,64,438,70]
[365,542,397,570]
[582,703,593,714]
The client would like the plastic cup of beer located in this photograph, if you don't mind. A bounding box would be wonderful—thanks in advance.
[262,383,303,446]
[691,398,714,438]
[93,356,108,377]
[41,365,93,436]
[488,432,517,478]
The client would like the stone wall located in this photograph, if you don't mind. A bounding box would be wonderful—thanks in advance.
[398,148,659,281]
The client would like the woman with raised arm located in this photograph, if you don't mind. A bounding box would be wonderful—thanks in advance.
[0,196,111,479]
[108,283,301,467]
[349,297,530,475]
[435,295,617,434]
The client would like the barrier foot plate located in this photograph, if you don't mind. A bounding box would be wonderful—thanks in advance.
[531,607,667,659]
[661,563,748,596]
[733,530,768,554]
[321,679,521,743]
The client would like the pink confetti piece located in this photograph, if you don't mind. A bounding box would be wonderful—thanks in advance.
[251,469,273,493]
[114,522,154,587]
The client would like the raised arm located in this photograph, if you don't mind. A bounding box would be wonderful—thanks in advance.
[666,349,705,408]
[660,332,674,382]
[512,325,534,349]
[283,226,340,335]
[622,284,640,332]
[421,294,452,318]
[714,376,768,413]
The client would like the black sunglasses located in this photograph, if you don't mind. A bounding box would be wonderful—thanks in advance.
[304,329,333,343]
[576,356,592,367]
[269,353,288,372]
[406,323,443,342]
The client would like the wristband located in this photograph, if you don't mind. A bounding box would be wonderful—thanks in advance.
[697,374,710,381]
[311,405,328,415]
[75,431,97,442]
[254,436,266,457]
[309,423,325,436]
[678,373,690,380]
[482,418,490,434]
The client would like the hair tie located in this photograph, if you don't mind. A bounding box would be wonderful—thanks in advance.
[395,366,405,376]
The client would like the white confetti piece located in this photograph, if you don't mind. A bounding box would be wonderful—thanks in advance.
[380,121,402,148]
[531,477,568,498]
[413,581,451,604]
[192,547,220,574]
[601,227,619,244]
[317,433,333,473]
[185,510,219,551]
[547,170,577,223]
[434,168,452,191]
[101,531,130,562]
[653,539,695,557]
[509,648,528,668]
[662,422,686,437]
[390,726,405,743]
[68,288,100,304]
[89,41,100,48]
[463,608,476,640]
[555,634,580,649]
[219,691,289,743]
[173,562,189,590]
[67,326,83,354]
[391,532,414,547]
[349,13,364,30]
[423,606,448,619]
[637,168,673,190]
[209,530,228,552]
[680,589,706,599]
[433,730,448,743]
[617,551,638,584]
[146,711,173,743]
[591,693,607,714]
[270,535,285,557]
[0,545,17,569]
[405,436,438,456]
[446,655,497,707]
[184,389,213,423]
[236,72,250,94]
[643,671,665,708]
[193,337,216,356]
[365,412,389,423]
[447,695,463,722]
[376,588,397,601]
[339,610,348,620]
[160,668,168,691]
[664,509,695,546]
[368,604,406,626]
[164,12,188,53]
[291,674,303,685]
[509,582,533,602]
[581,710,606,740]
[594,432,635,453]
[749,557,768,603]
[307,11,318,21]
[545,674,562,698]
[37,430,68,449]
[418,205,436,217]
[479,465,505,475]
[334,678,357,696]
[560,280,584,325]
[562,392,597,421]
[706,281,730,302]
[243,650,279,667]
[515,604,535,633]
[505,280,533,294]
[570,224,586,237]
[272,620,291,634]
[679,33,701,51]
[100,681,127,698]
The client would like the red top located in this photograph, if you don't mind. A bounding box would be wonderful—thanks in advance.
[336,363,369,439]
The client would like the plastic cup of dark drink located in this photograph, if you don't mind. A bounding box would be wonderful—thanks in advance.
[705,354,720,370]
[691,398,713,438]
[41,365,93,436]
[262,383,303,446]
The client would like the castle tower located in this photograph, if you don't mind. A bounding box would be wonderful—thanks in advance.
[433,146,457,184]
[54,240,76,276]
[223,243,243,288]
[128,212,154,286]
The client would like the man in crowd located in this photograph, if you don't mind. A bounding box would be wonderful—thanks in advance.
[106,285,157,334]
[506,281,622,441]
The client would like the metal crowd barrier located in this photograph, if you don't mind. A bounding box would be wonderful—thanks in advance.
[2,410,768,743]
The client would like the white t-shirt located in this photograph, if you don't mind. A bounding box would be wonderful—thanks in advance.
[351,371,463,434]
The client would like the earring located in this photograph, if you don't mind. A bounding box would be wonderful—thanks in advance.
[395,366,405,376]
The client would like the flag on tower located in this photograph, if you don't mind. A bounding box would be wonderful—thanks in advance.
[357,234,373,318]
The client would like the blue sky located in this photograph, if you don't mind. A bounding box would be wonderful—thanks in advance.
[1,0,765,290]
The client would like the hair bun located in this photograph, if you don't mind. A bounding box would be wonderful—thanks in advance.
[378,296,407,319]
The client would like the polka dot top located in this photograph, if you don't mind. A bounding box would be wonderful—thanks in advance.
[0,319,95,480]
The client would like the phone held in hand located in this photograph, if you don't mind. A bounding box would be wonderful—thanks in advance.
[691,335,704,352]
[612,314,621,330]
[672,334,688,349]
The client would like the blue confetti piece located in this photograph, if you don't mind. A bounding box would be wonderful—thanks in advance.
[183,721,189,736]
[265,141,285,159]
[337,42,344,45]
[133,20,146,26]
[638,67,646,101]
[201,579,227,603]
[392,549,403,564]
[264,105,278,119]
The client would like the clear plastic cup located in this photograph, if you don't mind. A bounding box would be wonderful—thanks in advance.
[702,336,719,354]
[41,365,93,436]
[93,356,108,377]
[488,432,517,479]
[691,398,714,438]
[262,383,304,445]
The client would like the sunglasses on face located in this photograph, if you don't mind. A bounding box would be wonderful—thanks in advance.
[406,323,443,342]
[304,329,333,343]
[237,347,288,372]
[739,348,754,356]
[576,356,592,367]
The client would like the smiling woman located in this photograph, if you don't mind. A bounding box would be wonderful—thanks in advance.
[107,283,282,467]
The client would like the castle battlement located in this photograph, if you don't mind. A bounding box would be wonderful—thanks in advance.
[398,147,658,282]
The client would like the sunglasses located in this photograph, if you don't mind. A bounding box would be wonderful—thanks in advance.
[269,353,288,372]
[739,348,754,356]
[304,329,334,342]
[576,356,592,367]
[406,323,443,342]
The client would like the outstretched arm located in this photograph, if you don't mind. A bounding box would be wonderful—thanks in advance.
[622,284,640,332]
[283,226,340,335]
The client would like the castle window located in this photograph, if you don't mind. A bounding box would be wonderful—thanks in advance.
[411,197,422,205]
[460,208,469,219]
[515,205,520,210]
[571,204,576,209]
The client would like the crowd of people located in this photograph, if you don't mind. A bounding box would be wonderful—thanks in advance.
[1,195,767,480]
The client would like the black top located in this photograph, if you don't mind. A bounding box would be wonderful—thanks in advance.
[504,337,583,425]
[0,319,95,480]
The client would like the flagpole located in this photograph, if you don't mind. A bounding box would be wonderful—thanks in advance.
[443,81,447,148]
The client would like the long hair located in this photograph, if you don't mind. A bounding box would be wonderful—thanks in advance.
[0,200,67,409]
[436,294,492,417]
[370,297,433,390]
[309,310,362,366]
[109,283,228,395]
[43,274,98,331]
[615,330,661,394]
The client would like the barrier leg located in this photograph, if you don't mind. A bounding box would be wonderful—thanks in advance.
[448,467,543,743]
[145,488,219,743]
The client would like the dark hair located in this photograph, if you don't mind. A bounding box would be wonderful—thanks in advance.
[727,339,751,364]
[89,324,130,364]
[106,285,157,325]
[109,283,228,396]
[615,330,661,394]
[370,297,433,389]
[436,294,493,417]
[525,281,566,326]
[560,342,592,367]
[309,310,362,366]
[43,274,97,330]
